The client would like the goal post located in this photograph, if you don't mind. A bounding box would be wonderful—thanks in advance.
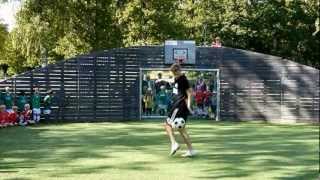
[139,68,220,121]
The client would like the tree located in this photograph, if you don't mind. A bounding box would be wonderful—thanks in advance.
[1,0,319,74]
[115,0,185,46]
[0,22,8,55]
[0,22,9,76]
[1,0,122,73]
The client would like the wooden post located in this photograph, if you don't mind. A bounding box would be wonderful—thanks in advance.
[93,57,97,120]
[60,61,65,121]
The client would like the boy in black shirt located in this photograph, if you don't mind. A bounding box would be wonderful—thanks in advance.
[165,63,196,157]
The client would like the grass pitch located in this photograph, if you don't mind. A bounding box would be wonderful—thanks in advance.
[0,120,318,180]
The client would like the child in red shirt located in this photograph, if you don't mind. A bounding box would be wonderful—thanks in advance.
[194,89,205,116]
[19,104,33,126]
[203,90,213,106]
[195,90,204,108]
[8,106,18,126]
[0,105,9,128]
[203,89,213,118]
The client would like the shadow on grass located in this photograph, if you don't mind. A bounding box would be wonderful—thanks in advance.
[0,120,318,180]
[189,121,318,180]
[0,122,167,178]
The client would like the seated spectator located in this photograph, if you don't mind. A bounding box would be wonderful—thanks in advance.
[0,105,9,128]
[19,104,33,126]
[211,36,222,48]
[8,106,18,126]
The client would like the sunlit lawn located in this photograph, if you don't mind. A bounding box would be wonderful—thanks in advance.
[0,120,318,180]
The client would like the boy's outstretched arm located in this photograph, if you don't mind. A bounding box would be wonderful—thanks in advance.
[186,88,193,113]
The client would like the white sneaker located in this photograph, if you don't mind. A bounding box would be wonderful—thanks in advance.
[182,150,197,157]
[170,142,180,156]
[28,120,35,124]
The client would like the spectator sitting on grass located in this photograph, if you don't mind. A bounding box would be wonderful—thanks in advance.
[8,106,18,126]
[0,105,9,128]
[19,104,33,126]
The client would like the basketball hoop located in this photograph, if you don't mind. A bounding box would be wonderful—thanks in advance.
[173,49,188,64]
[165,40,195,64]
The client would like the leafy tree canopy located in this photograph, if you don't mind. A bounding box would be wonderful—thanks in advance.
[0,0,319,74]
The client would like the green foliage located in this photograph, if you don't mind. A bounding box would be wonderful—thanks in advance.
[0,0,319,74]
[53,32,91,59]
[116,0,185,46]
[0,22,8,56]
[0,22,10,76]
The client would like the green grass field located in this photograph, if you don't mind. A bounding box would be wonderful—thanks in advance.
[0,120,318,180]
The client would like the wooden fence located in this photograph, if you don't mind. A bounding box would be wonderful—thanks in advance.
[0,46,318,123]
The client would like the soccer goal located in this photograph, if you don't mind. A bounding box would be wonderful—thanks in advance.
[139,68,220,121]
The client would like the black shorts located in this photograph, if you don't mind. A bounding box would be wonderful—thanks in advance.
[167,97,190,121]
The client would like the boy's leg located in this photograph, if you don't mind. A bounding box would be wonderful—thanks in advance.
[178,128,193,151]
[164,122,180,155]
[164,122,177,145]
[178,127,196,157]
[165,108,180,155]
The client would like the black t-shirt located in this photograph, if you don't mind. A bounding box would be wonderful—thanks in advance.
[173,74,190,100]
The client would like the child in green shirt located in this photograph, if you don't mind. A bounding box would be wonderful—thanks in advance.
[3,87,14,113]
[31,87,41,123]
[0,90,4,105]
[17,91,27,113]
